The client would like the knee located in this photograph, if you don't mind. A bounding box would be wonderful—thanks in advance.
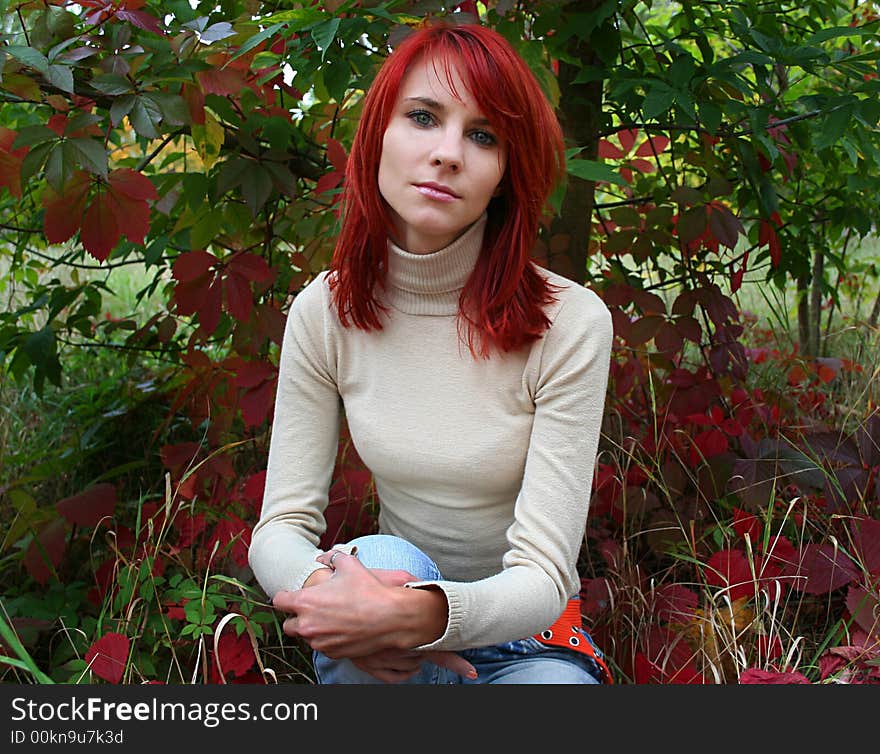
[344,534,442,581]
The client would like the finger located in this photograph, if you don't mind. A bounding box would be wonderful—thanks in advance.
[424,650,478,680]
[281,615,301,639]
[271,590,299,613]
[314,549,346,569]
[371,568,419,587]
[351,660,419,684]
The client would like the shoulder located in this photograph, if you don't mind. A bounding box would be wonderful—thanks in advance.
[536,266,613,339]
[286,270,337,329]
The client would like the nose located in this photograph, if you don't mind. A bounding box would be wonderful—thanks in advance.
[429,130,463,172]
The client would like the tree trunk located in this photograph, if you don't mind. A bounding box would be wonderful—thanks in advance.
[548,0,607,285]
[810,247,824,357]
[797,275,811,357]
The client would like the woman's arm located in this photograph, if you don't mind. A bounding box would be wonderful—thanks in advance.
[248,273,343,596]
[404,284,614,651]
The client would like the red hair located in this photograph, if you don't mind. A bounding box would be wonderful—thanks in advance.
[328,22,566,357]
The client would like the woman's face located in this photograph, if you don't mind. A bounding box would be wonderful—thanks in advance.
[377,54,507,254]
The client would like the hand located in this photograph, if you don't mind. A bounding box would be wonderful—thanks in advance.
[273,550,445,658]
[350,648,478,683]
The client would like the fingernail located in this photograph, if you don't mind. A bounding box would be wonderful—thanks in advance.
[467,669,477,679]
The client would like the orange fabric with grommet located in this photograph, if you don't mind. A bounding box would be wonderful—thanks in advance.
[532,598,613,684]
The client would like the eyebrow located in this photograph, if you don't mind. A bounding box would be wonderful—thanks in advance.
[402,96,493,127]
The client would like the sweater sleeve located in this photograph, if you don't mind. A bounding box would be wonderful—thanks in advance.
[408,286,613,651]
[248,272,342,597]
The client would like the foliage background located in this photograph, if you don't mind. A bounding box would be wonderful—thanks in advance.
[1,0,879,685]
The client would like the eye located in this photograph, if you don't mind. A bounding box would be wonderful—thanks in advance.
[470,129,497,147]
[406,110,435,127]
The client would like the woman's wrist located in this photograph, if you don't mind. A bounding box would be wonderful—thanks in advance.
[301,566,333,588]
[391,585,449,649]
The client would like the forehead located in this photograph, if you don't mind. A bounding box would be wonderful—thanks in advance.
[397,53,478,107]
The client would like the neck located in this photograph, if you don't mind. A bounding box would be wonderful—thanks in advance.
[383,214,487,316]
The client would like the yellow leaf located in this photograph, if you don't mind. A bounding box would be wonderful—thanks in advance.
[191,111,224,170]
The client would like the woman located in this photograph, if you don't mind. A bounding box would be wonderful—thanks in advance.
[249,21,614,684]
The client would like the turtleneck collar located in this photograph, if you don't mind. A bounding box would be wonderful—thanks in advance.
[383,214,487,316]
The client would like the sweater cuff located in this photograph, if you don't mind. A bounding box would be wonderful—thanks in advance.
[404,580,463,650]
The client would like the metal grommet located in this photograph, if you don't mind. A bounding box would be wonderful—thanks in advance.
[569,636,581,647]
[571,626,580,634]
[541,630,553,640]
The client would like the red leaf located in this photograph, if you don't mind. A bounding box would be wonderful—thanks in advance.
[0,127,29,198]
[707,203,743,249]
[160,441,201,472]
[705,549,753,600]
[173,250,217,283]
[228,253,273,282]
[23,519,68,585]
[315,170,342,196]
[197,68,247,96]
[175,511,207,547]
[224,271,254,322]
[85,632,130,684]
[732,508,762,544]
[690,428,728,464]
[242,470,267,512]
[846,582,880,637]
[210,515,251,568]
[852,517,880,576]
[739,668,810,684]
[213,631,256,680]
[794,544,858,594]
[598,139,624,159]
[731,264,745,293]
[617,128,638,153]
[42,173,91,243]
[199,277,223,334]
[116,9,164,35]
[674,315,702,344]
[759,219,782,267]
[654,584,699,623]
[108,167,158,201]
[106,190,151,246]
[635,135,670,156]
[627,315,663,346]
[80,191,121,261]
[232,360,276,389]
[654,321,683,354]
[56,483,117,528]
[326,137,348,172]
[240,379,276,428]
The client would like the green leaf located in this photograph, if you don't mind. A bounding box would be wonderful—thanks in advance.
[815,105,853,151]
[45,64,74,93]
[68,138,108,179]
[5,45,49,72]
[806,24,880,45]
[22,325,61,391]
[110,94,137,126]
[44,141,78,192]
[239,162,273,216]
[643,83,675,120]
[91,74,134,96]
[130,96,163,138]
[311,17,341,60]
[263,7,325,31]
[567,159,627,187]
[230,21,287,62]
[11,125,58,150]
[0,612,54,684]
[322,59,351,104]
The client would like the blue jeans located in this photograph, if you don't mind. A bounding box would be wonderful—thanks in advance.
[313,534,605,684]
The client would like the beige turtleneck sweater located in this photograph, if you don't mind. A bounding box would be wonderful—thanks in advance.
[249,214,613,651]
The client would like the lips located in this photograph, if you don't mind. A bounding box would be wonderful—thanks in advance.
[413,182,461,200]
